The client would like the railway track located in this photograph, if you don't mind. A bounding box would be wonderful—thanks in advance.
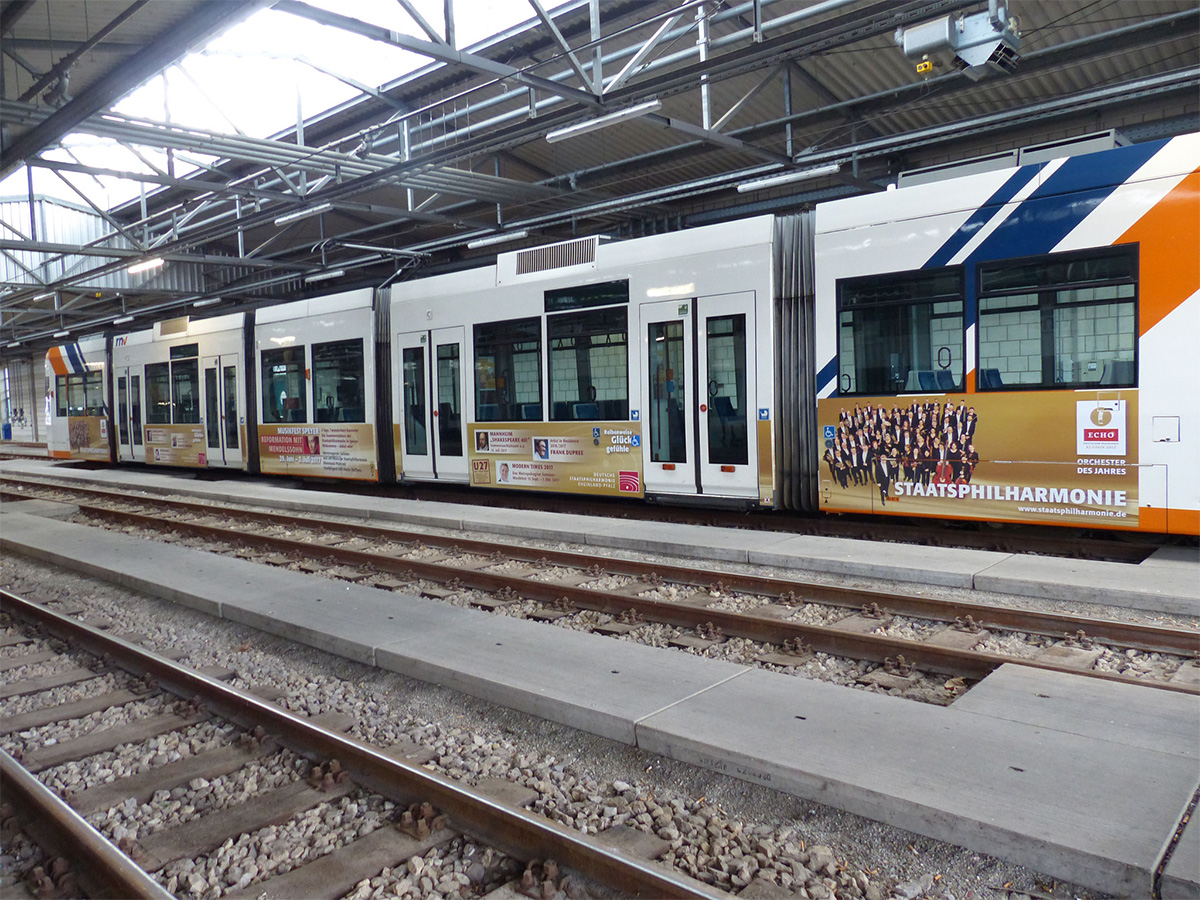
[0,588,720,899]
[4,476,1197,699]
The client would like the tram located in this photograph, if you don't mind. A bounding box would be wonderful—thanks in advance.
[45,132,1199,534]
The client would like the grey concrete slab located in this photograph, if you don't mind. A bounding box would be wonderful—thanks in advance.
[0,498,78,518]
[1143,545,1200,569]
[974,554,1200,616]
[636,667,1200,897]
[377,614,750,744]
[220,578,466,666]
[1163,807,1200,900]
[747,533,1007,587]
[953,663,1200,759]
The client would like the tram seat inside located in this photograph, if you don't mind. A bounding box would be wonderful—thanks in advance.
[978,368,1004,389]
[521,403,542,420]
[573,402,599,419]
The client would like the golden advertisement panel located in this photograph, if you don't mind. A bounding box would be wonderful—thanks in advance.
[145,424,206,467]
[66,415,109,460]
[468,422,644,498]
[258,423,378,480]
[816,391,1138,529]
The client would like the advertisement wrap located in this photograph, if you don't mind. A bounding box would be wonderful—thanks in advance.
[816,392,1138,528]
[66,416,109,459]
[468,422,644,498]
[144,424,207,467]
[258,423,378,480]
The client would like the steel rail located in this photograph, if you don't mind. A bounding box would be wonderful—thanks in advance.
[42,495,1200,694]
[0,588,722,900]
[0,745,176,900]
[1,476,1189,654]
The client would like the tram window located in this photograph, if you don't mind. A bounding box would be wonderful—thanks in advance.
[63,371,105,417]
[313,339,365,422]
[402,346,428,455]
[172,359,200,424]
[205,367,220,446]
[145,363,171,424]
[978,248,1137,389]
[706,315,748,465]
[437,343,462,456]
[261,347,306,424]
[118,377,129,445]
[548,307,628,421]
[474,317,541,422]
[55,375,68,417]
[223,366,238,448]
[837,268,963,395]
[648,320,686,463]
[130,375,143,445]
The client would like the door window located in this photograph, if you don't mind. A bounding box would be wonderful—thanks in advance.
[402,346,428,455]
[436,343,462,457]
[223,365,239,448]
[205,368,220,446]
[648,320,686,463]
[117,377,129,445]
[706,315,748,465]
[130,375,142,445]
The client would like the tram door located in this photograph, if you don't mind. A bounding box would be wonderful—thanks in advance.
[639,292,757,499]
[201,355,242,468]
[396,328,467,481]
[115,366,145,462]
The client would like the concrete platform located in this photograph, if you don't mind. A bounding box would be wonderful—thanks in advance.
[2,504,1198,897]
[1,457,1196,618]
[1164,811,1200,900]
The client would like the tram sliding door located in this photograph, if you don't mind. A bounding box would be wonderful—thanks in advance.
[201,355,243,468]
[396,327,467,481]
[116,366,145,462]
[639,292,757,500]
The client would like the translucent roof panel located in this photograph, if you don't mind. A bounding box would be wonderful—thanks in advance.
[0,0,561,208]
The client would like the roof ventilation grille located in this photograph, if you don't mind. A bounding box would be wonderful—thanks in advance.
[515,237,597,275]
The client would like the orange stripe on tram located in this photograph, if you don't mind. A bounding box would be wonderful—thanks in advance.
[1118,168,1200,336]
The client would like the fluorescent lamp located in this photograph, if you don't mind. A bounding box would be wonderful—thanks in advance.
[113,315,134,325]
[6,341,20,348]
[545,100,663,143]
[53,330,70,338]
[305,268,345,283]
[193,298,221,307]
[467,229,529,250]
[127,257,164,274]
[736,163,842,193]
[274,202,333,226]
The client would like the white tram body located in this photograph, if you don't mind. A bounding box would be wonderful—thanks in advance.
[389,217,778,504]
[813,133,1199,534]
[39,135,1199,535]
[254,289,379,480]
[45,336,108,460]
[110,314,247,469]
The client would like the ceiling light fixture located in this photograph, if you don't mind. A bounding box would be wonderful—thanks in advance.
[127,257,165,274]
[305,268,345,283]
[113,315,134,325]
[53,330,70,338]
[6,341,20,348]
[274,202,333,226]
[467,229,530,249]
[193,298,222,307]
[545,100,663,143]
[736,163,842,193]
